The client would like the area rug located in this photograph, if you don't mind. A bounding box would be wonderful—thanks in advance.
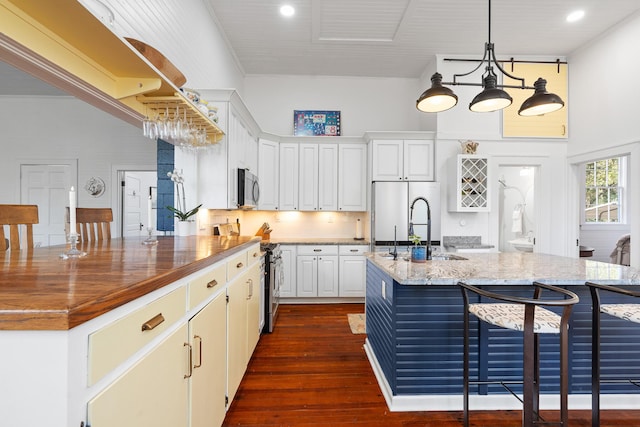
[347,313,366,334]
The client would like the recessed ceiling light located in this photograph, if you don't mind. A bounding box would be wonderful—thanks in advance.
[280,4,295,17]
[566,10,585,23]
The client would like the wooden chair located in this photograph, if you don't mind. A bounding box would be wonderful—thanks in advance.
[0,204,39,251]
[67,207,113,242]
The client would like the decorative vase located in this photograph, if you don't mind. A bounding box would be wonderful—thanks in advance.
[411,246,427,263]
[176,221,191,236]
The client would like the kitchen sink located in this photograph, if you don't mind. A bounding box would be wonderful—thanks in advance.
[400,254,468,261]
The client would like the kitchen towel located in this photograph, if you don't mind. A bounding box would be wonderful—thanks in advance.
[512,204,524,233]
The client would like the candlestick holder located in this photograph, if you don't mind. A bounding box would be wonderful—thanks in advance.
[142,227,158,246]
[60,233,87,259]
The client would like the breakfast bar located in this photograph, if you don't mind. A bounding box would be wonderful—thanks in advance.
[364,252,640,412]
[0,236,261,427]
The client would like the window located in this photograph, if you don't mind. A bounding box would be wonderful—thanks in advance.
[583,156,627,223]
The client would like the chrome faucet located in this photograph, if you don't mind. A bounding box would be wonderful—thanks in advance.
[408,196,432,260]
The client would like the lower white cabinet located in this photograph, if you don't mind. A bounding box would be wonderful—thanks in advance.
[87,323,190,427]
[279,245,297,298]
[296,246,339,297]
[338,245,367,297]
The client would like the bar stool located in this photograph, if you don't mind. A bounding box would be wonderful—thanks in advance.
[586,282,640,427]
[459,281,579,427]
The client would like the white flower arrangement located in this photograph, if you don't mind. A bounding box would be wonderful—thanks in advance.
[166,169,201,221]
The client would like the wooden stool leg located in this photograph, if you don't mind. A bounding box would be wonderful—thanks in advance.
[591,289,601,427]
[523,305,535,427]
[560,321,570,427]
[463,299,470,427]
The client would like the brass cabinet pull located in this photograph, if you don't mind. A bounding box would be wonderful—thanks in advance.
[247,279,253,300]
[206,279,218,288]
[236,262,244,269]
[184,342,193,378]
[141,313,164,331]
[253,252,258,258]
[193,335,202,369]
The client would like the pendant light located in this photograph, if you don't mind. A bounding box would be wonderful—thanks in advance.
[416,0,565,116]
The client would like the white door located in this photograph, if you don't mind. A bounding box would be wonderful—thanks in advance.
[124,173,144,236]
[20,162,76,247]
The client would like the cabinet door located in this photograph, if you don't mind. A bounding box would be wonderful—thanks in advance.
[296,255,317,297]
[298,144,319,211]
[318,144,338,211]
[279,245,297,298]
[189,293,226,427]
[258,139,279,210]
[317,255,339,297]
[246,263,261,357]
[87,324,189,427]
[404,140,434,181]
[338,143,367,211]
[227,270,249,404]
[279,143,299,210]
[339,256,366,297]
[372,140,403,181]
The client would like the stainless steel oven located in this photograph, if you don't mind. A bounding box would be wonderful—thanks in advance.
[261,242,281,333]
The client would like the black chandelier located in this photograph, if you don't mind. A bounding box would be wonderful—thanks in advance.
[416,0,565,116]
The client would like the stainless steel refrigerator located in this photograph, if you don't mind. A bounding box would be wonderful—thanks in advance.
[372,181,441,246]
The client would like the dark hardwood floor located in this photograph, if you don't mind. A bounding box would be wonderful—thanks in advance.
[223,303,640,426]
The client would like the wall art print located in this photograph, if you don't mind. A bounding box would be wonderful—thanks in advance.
[293,110,341,136]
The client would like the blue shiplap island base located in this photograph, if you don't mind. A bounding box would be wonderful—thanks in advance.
[363,252,640,412]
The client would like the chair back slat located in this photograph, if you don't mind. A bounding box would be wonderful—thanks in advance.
[68,208,113,242]
[0,204,39,251]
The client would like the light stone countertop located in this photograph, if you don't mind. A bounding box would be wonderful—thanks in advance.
[365,251,640,286]
[268,237,370,245]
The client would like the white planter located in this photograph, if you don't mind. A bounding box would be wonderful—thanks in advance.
[176,221,192,236]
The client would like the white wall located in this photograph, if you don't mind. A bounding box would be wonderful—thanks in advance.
[243,75,425,136]
[568,12,640,156]
[0,96,156,207]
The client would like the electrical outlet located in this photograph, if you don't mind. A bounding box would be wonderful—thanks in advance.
[381,280,386,299]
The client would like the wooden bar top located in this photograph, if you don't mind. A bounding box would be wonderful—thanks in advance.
[0,235,260,331]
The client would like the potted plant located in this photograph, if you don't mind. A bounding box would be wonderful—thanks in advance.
[166,169,201,236]
[409,234,427,263]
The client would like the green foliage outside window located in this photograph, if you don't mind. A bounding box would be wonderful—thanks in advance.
[584,157,621,222]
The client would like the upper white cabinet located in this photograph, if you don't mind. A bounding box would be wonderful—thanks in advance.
[197,90,260,209]
[448,154,491,212]
[299,143,338,211]
[258,138,279,210]
[279,143,299,211]
[338,144,367,211]
[371,139,434,181]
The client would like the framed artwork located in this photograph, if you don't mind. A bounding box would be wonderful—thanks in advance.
[293,110,341,136]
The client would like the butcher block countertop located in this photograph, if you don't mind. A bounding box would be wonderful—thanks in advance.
[0,236,260,331]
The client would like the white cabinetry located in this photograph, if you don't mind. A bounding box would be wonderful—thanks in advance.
[258,138,279,210]
[279,245,297,298]
[448,154,491,212]
[296,245,339,297]
[279,143,299,211]
[372,139,434,181]
[338,144,367,211]
[338,245,367,297]
[197,90,260,209]
[299,143,338,211]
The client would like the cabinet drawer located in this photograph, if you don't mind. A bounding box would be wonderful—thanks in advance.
[339,245,368,255]
[246,243,261,266]
[227,250,248,281]
[297,245,338,256]
[88,286,187,386]
[188,262,226,309]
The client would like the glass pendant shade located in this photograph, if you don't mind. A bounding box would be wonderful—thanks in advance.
[469,75,512,112]
[416,73,458,113]
[518,78,565,116]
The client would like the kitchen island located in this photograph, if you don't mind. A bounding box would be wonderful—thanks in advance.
[364,252,640,412]
[0,235,261,427]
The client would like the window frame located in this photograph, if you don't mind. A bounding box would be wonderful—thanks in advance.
[580,155,628,226]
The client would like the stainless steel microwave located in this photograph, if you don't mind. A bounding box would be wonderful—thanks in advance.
[237,168,260,209]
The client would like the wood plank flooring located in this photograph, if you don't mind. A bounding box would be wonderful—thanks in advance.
[223,303,640,426]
